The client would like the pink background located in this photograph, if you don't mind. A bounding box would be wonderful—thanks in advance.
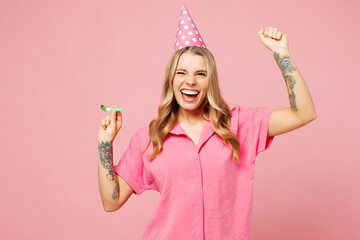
[1,0,359,239]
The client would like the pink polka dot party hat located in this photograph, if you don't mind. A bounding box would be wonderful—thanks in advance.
[173,4,207,53]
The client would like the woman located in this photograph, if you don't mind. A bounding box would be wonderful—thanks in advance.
[97,26,317,239]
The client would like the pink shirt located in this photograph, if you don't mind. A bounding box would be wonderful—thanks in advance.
[114,105,275,240]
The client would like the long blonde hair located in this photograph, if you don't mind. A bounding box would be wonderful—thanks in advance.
[146,46,241,163]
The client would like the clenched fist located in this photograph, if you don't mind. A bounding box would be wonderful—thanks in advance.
[258,26,290,56]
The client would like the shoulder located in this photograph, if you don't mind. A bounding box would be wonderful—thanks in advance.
[230,105,248,122]
[135,124,149,136]
[229,105,272,131]
[230,105,251,115]
[230,105,271,119]
[129,124,151,148]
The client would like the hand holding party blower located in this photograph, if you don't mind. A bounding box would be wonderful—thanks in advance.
[98,105,123,143]
[100,104,124,112]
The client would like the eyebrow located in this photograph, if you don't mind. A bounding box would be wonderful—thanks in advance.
[176,69,207,73]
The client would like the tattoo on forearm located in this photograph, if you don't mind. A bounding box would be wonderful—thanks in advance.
[112,180,120,200]
[274,52,296,74]
[99,141,119,199]
[98,141,113,170]
[274,52,298,111]
[106,169,115,181]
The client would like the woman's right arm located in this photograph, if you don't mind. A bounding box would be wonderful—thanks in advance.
[97,106,134,212]
[98,140,134,212]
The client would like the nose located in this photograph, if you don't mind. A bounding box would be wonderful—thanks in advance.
[185,75,196,85]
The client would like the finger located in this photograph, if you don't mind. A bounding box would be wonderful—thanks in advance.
[105,116,111,125]
[114,105,119,117]
[283,33,287,41]
[113,105,122,129]
[101,119,106,129]
[116,112,122,128]
[269,26,274,38]
[258,27,267,42]
[114,105,120,119]
[276,31,282,40]
[258,26,264,35]
[267,26,272,37]
[264,26,268,36]
[115,105,120,121]
[272,27,278,38]
[111,106,116,123]
[116,110,122,122]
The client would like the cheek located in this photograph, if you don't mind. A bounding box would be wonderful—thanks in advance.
[172,82,178,92]
[172,82,180,97]
[173,78,182,91]
[201,80,209,91]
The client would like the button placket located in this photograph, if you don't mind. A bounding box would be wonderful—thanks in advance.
[169,121,215,239]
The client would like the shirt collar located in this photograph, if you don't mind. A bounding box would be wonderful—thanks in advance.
[169,119,214,136]
[169,123,184,135]
[169,119,215,151]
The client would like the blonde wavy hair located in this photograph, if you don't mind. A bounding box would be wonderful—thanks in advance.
[145,46,241,163]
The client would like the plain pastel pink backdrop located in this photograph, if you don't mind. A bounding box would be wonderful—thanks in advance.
[1,0,359,239]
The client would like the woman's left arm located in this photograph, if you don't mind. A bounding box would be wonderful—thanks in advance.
[258,26,317,137]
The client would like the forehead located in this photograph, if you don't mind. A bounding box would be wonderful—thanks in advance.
[177,52,207,70]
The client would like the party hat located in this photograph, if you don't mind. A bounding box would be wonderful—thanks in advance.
[173,4,207,52]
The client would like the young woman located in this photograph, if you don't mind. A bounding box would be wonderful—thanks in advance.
[97,26,317,239]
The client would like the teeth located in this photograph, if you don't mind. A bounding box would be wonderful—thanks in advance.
[181,90,199,95]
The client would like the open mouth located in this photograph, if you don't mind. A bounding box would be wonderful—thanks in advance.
[181,90,200,102]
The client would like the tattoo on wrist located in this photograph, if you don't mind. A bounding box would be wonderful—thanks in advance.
[274,52,296,74]
[274,52,298,111]
[98,141,113,170]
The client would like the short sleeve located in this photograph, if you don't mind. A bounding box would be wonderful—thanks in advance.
[252,106,274,156]
[234,105,275,156]
[113,131,149,195]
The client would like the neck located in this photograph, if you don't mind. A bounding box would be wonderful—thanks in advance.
[177,106,208,125]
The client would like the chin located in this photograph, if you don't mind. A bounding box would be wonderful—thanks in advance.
[179,100,205,112]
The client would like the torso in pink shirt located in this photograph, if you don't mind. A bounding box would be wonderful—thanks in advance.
[114,105,275,240]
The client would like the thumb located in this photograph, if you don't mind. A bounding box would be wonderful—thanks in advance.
[282,33,288,42]
[111,106,116,124]
[258,30,266,42]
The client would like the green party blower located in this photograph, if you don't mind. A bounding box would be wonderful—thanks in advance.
[100,105,124,112]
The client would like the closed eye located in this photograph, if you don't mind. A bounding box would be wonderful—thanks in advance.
[176,72,206,76]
